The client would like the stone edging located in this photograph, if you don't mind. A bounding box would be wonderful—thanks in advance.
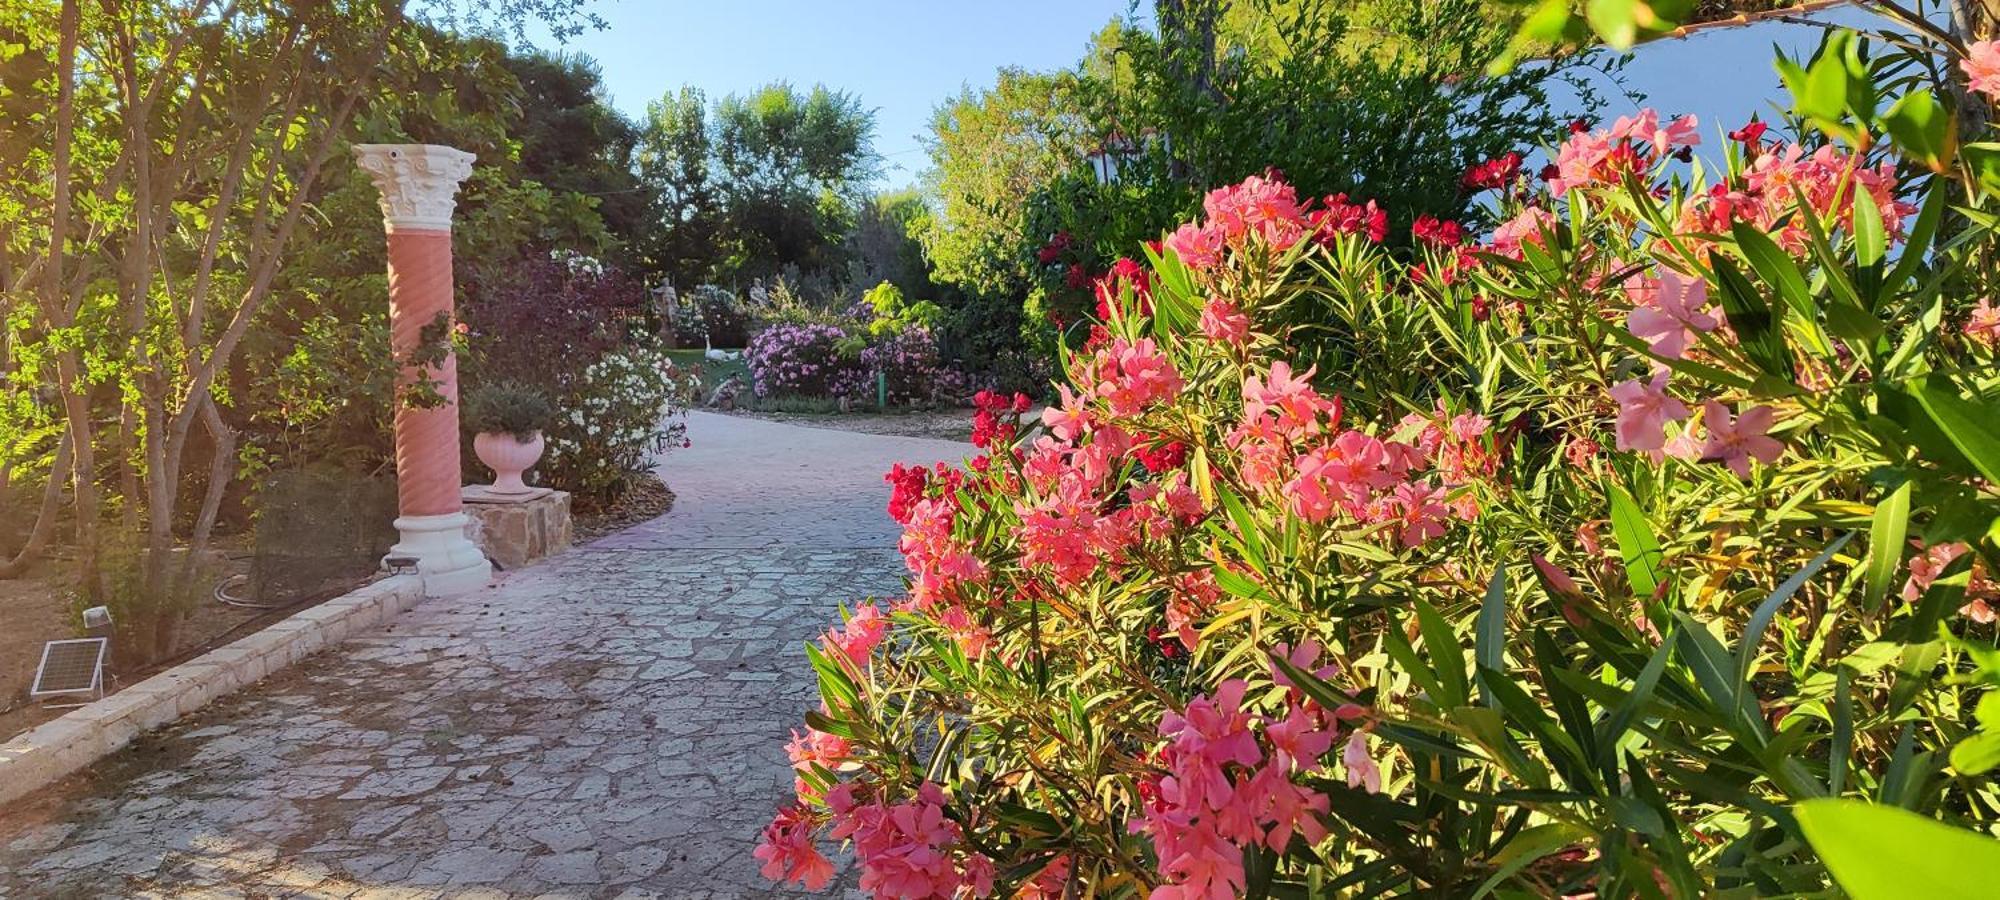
[0,574,425,807]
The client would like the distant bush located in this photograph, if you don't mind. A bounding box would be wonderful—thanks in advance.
[746,322,859,400]
[541,346,697,506]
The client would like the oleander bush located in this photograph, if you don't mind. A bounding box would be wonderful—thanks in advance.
[541,345,697,507]
[756,27,2000,899]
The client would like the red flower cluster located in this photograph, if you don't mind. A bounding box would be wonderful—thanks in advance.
[885,462,933,525]
[1094,257,1154,321]
[970,389,1032,448]
[1035,230,1073,265]
[1462,151,1522,191]
[1411,215,1466,248]
[1135,440,1188,474]
[1309,192,1388,245]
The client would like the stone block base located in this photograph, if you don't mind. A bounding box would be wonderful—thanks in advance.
[463,488,572,570]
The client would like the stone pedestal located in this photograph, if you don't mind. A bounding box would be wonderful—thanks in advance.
[463,488,572,571]
[355,143,492,597]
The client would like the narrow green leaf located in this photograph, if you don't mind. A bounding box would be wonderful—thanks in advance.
[1710,254,1797,378]
[1476,566,1507,675]
[1470,822,1592,899]
[1607,484,1666,599]
[1414,599,1470,707]
[1852,182,1887,268]
[1864,481,1912,610]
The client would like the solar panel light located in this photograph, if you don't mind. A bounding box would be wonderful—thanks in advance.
[384,555,420,576]
[81,605,112,630]
[30,638,109,707]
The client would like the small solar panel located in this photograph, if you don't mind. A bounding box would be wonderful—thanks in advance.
[31,638,107,703]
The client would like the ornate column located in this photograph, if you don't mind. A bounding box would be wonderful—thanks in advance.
[354,144,492,597]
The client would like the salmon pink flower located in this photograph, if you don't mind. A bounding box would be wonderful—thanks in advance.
[755,804,835,890]
[1040,385,1093,443]
[1166,222,1226,270]
[1243,361,1335,438]
[1342,731,1381,794]
[1699,401,1783,477]
[1966,298,2000,347]
[1200,297,1251,346]
[1608,370,1690,452]
[1490,206,1554,259]
[1965,41,2000,99]
[1627,268,1719,359]
[822,602,889,668]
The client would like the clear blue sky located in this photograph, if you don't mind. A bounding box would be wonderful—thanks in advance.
[519,1,1149,189]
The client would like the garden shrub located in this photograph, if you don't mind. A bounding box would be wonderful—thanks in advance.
[756,31,2000,897]
[746,322,860,400]
[465,252,691,505]
[540,345,696,507]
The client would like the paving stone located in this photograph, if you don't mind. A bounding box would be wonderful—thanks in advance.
[0,411,961,896]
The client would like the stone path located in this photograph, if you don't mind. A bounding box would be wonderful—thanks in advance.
[0,412,966,899]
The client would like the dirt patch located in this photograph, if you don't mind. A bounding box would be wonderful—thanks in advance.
[573,472,676,542]
[723,406,978,443]
[0,549,371,744]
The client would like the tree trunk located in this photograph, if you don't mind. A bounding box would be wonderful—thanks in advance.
[0,430,74,578]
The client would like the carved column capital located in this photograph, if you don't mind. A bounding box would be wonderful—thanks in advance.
[353,144,476,232]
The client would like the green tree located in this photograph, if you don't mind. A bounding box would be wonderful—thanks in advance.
[635,85,723,288]
[0,0,600,655]
[503,50,651,263]
[711,82,879,280]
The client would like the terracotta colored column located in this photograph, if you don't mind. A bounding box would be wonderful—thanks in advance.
[354,144,492,596]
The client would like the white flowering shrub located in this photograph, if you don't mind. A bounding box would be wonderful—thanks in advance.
[539,344,697,505]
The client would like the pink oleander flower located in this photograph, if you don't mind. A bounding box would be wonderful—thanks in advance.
[1608,370,1690,452]
[755,804,835,890]
[1342,731,1381,794]
[1041,385,1093,443]
[1167,222,1227,270]
[822,602,889,668]
[1904,540,1968,602]
[786,726,852,799]
[1243,361,1336,438]
[1964,40,2000,99]
[1699,401,1783,477]
[1966,299,2000,347]
[827,781,987,898]
[1268,641,1340,701]
[1092,337,1184,418]
[1490,206,1554,259]
[1385,481,1450,548]
[1200,297,1251,346]
[1626,268,1719,359]
[1612,109,1699,156]
[1204,173,1305,248]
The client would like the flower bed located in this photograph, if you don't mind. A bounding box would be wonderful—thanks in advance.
[757,32,2000,900]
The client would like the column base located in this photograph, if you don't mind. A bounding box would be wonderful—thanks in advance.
[385,512,493,597]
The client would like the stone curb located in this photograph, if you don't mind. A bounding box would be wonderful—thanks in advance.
[0,574,425,807]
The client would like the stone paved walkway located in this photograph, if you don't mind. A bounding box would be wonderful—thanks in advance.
[0,412,965,899]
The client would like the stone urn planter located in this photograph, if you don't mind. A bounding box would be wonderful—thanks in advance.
[473,431,545,495]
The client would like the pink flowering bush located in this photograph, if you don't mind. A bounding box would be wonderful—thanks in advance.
[747,314,970,408]
[760,27,2000,897]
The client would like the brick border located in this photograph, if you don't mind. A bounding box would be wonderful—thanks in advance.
[0,574,425,806]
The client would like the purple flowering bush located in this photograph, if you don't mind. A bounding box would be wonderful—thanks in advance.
[746,322,861,399]
[747,317,970,406]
